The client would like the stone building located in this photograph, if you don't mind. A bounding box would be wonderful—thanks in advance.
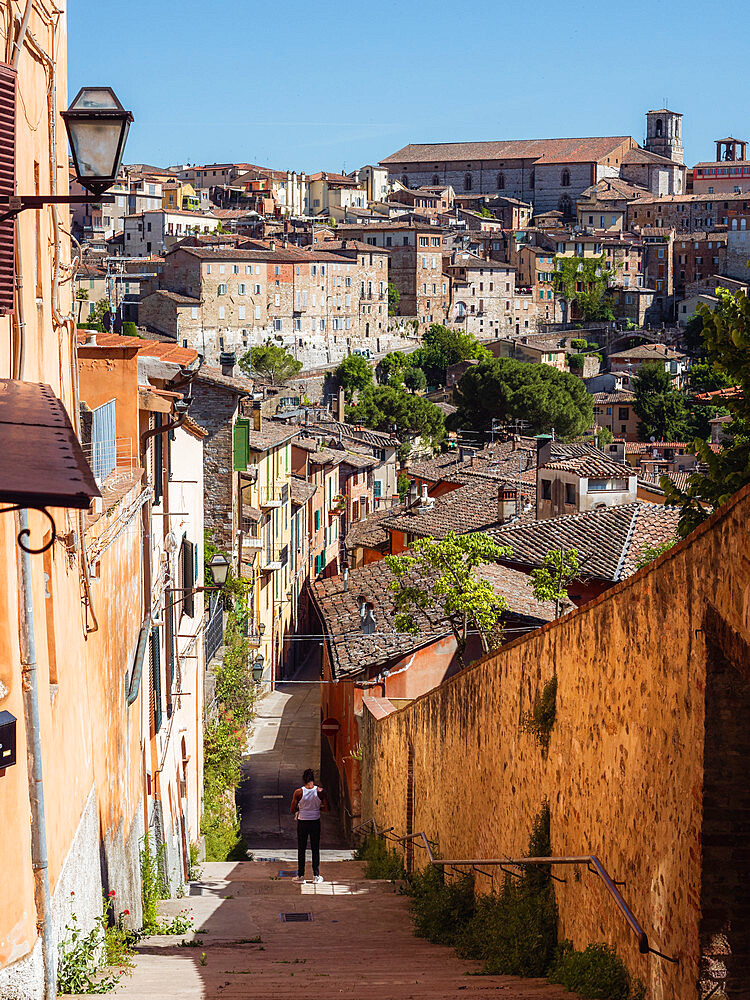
[444,250,526,337]
[673,231,727,293]
[380,135,638,216]
[627,190,750,232]
[335,223,450,324]
[691,136,750,194]
[123,208,219,256]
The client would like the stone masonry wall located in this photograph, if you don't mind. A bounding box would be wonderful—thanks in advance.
[189,380,238,552]
[361,484,750,1000]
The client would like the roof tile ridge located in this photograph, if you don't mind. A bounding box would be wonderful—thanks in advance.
[614,504,641,582]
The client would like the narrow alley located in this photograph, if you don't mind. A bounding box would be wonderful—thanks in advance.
[80,674,574,1000]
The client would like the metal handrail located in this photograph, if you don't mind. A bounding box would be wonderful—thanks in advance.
[356,819,677,965]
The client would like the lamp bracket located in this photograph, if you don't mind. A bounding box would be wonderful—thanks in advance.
[0,194,115,222]
[0,505,57,554]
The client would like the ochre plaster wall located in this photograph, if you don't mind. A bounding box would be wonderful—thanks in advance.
[362,484,750,1000]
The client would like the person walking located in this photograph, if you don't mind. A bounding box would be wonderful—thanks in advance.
[290,769,329,883]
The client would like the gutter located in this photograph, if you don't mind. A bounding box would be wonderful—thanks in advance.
[17,509,56,1000]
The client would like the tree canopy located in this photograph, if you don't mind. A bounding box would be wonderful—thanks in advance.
[411,324,491,387]
[346,385,445,445]
[334,353,373,400]
[453,357,594,440]
[387,282,400,316]
[528,549,579,618]
[553,255,614,322]
[385,532,512,664]
[239,343,302,384]
[404,365,427,392]
[376,350,412,386]
[631,362,691,441]
[662,290,750,536]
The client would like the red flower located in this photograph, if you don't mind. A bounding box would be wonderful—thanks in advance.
[123,909,130,916]
[108,890,116,897]
[70,890,75,896]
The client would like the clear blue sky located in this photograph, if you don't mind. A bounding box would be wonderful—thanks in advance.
[70,0,750,173]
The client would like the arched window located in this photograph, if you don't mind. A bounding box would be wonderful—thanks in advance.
[655,118,663,137]
[561,169,570,187]
[497,172,505,190]
[464,173,473,191]
[529,169,535,190]
[431,174,440,186]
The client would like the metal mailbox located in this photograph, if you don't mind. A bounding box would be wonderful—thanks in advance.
[0,710,16,770]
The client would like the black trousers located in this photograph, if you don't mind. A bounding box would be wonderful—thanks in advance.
[297,818,321,876]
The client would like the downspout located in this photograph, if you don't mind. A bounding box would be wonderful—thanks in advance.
[17,509,56,1000]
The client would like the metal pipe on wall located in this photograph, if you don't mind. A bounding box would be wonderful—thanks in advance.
[17,508,56,999]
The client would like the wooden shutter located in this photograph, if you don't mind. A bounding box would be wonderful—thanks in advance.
[153,414,162,504]
[150,627,162,733]
[182,538,195,618]
[233,418,249,471]
[0,65,16,315]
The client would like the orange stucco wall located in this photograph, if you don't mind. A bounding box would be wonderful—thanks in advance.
[78,346,141,447]
[362,484,750,999]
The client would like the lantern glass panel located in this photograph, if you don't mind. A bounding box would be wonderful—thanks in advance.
[70,88,120,111]
[67,119,125,179]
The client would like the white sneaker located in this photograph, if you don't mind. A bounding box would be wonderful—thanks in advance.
[313,875,324,884]
[293,875,304,883]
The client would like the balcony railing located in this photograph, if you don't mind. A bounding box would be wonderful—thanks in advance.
[259,482,289,508]
[261,544,289,572]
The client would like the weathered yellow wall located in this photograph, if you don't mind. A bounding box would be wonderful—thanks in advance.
[362,484,750,1000]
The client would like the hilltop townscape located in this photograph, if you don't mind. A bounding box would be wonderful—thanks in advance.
[2,6,750,999]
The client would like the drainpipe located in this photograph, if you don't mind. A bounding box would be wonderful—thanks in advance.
[17,509,56,1000]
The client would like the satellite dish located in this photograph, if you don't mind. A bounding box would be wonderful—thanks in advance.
[650,436,656,442]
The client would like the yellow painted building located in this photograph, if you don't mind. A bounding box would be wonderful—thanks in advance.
[162,179,201,212]
[234,404,294,685]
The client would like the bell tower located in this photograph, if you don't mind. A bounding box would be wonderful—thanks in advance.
[645,108,684,164]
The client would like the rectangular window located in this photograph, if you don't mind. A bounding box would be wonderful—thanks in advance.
[541,479,551,500]
[218,305,225,319]
[218,283,227,294]
[255,304,261,319]
[238,283,246,294]
[219,264,225,274]
[274,318,282,331]
[565,483,576,505]
[238,305,246,320]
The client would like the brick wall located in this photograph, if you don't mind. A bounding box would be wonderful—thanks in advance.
[361,484,750,999]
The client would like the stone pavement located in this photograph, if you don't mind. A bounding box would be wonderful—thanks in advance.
[73,678,577,998]
[97,859,576,999]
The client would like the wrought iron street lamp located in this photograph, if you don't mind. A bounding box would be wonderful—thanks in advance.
[62,87,133,196]
[0,85,134,221]
[208,553,230,587]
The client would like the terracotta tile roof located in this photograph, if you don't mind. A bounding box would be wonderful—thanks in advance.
[345,503,398,552]
[339,450,378,470]
[290,475,316,505]
[311,559,450,677]
[382,478,518,539]
[609,345,685,361]
[625,441,690,453]
[541,443,634,480]
[488,503,680,582]
[620,147,681,167]
[174,245,352,265]
[637,470,694,496]
[195,365,255,395]
[312,239,390,255]
[311,550,557,677]
[143,289,202,306]
[247,422,297,452]
[75,330,198,366]
[309,420,397,449]
[592,391,636,403]
[381,137,634,166]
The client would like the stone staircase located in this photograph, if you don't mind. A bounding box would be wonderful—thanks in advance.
[87,859,578,999]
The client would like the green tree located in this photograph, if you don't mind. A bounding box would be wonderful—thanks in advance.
[385,532,513,664]
[404,365,427,393]
[387,282,401,316]
[529,549,579,618]
[632,362,691,441]
[397,471,410,497]
[346,385,445,446]
[75,287,89,324]
[454,358,594,440]
[239,343,302,384]
[376,350,411,385]
[553,255,614,322]
[687,357,734,394]
[595,426,614,447]
[663,290,750,536]
[335,353,373,400]
[683,313,706,355]
[412,324,491,387]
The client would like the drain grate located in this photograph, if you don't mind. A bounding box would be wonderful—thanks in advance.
[278,870,298,878]
[280,912,313,922]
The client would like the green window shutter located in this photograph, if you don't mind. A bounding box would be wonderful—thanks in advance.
[150,627,162,733]
[314,510,320,531]
[233,418,250,471]
[183,538,195,618]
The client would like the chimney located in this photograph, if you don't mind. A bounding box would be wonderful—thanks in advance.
[252,400,262,431]
[336,386,345,420]
[282,237,288,249]
[83,330,97,347]
[220,351,236,377]
[269,239,276,251]
[498,485,516,522]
